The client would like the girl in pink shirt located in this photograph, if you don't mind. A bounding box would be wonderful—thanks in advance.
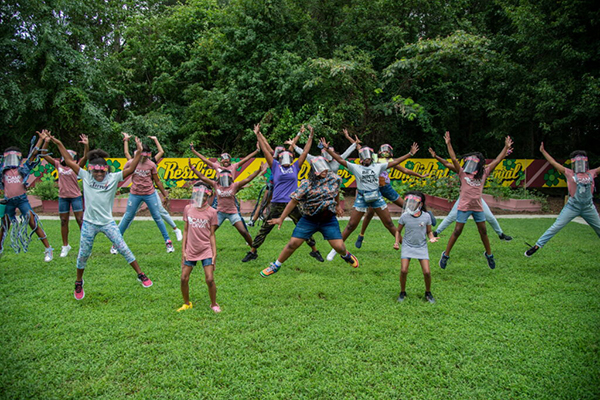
[439,132,513,270]
[179,183,220,313]
[188,160,267,247]
[39,132,89,257]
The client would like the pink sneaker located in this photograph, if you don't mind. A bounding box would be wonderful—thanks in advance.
[74,280,85,300]
[211,304,221,313]
[137,273,153,287]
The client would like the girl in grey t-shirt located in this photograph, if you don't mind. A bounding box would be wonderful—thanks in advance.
[393,191,438,304]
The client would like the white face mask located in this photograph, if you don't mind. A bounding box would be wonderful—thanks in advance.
[572,156,588,174]
[191,185,212,208]
[463,156,480,174]
[403,195,422,216]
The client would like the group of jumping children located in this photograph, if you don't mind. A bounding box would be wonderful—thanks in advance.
[1,127,599,312]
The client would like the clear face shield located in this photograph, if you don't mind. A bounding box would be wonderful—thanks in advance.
[359,147,374,164]
[2,151,22,168]
[311,156,330,176]
[218,171,233,187]
[279,151,293,167]
[61,150,77,163]
[321,148,333,162]
[191,184,213,208]
[378,144,393,158]
[572,156,588,174]
[463,156,480,174]
[220,153,231,166]
[403,194,423,216]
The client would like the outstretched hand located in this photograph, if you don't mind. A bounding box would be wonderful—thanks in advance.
[122,132,131,141]
[444,131,451,144]
[253,123,261,135]
[134,136,142,152]
[410,142,419,156]
[79,134,89,146]
[429,236,439,243]
[428,147,436,158]
[319,137,330,149]
[267,217,283,229]
[539,142,545,153]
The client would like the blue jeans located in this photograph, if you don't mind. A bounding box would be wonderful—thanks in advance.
[184,258,213,267]
[536,199,600,247]
[4,193,33,220]
[380,183,400,202]
[59,196,83,214]
[118,192,170,241]
[120,191,176,230]
[436,198,503,235]
[292,214,343,241]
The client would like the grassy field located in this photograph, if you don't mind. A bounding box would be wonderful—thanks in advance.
[0,218,599,399]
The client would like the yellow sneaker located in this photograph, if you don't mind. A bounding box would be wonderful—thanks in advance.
[177,302,193,312]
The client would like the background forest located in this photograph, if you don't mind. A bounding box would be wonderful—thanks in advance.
[1,0,599,160]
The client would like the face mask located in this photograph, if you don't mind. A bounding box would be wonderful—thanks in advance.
[403,194,422,216]
[572,156,588,174]
[3,151,22,168]
[378,144,393,158]
[311,156,330,175]
[463,156,480,174]
[218,171,233,187]
[191,184,212,208]
[279,152,293,167]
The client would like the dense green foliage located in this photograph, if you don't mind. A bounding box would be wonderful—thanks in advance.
[1,1,599,160]
[1,219,599,398]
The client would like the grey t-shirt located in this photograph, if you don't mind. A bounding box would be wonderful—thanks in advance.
[398,211,432,260]
[345,162,388,192]
[294,143,357,172]
[78,169,124,225]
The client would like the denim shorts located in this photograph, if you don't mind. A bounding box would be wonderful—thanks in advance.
[59,196,83,214]
[292,214,343,241]
[456,210,486,223]
[184,258,213,267]
[353,192,387,213]
[217,212,243,226]
[4,193,33,220]
[380,183,400,202]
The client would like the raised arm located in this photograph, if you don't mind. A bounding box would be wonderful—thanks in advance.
[187,158,216,187]
[387,143,419,169]
[30,132,46,162]
[429,147,457,173]
[122,137,144,179]
[38,131,55,165]
[149,136,164,161]
[539,142,565,176]
[322,138,348,168]
[395,165,427,179]
[238,162,267,188]
[122,132,132,160]
[296,125,314,167]
[48,134,80,174]
[444,131,461,172]
[255,124,274,167]
[237,146,260,167]
[487,136,513,172]
[78,134,89,167]
[189,143,214,168]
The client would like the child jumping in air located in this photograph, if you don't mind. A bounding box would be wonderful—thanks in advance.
[49,134,153,300]
[394,191,438,303]
[179,182,220,313]
[438,131,513,270]
[525,143,600,256]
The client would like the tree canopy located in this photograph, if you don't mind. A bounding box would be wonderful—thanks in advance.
[1,0,598,159]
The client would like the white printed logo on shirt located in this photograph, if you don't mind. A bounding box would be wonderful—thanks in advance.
[134,168,151,177]
[5,175,22,184]
[464,177,483,187]
[188,216,210,229]
[217,188,235,198]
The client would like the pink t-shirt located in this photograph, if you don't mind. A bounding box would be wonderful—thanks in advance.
[206,160,241,178]
[564,168,597,197]
[125,159,157,196]
[457,167,491,212]
[183,205,218,261]
[3,168,26,199]
[53,160,81,198]
[214,182,240,214]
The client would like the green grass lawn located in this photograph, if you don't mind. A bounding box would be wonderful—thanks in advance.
[1,218,599,399]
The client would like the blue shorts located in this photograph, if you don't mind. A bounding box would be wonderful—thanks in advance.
[380,183,400,202]
[456,210,486,223]
[59,196,83,214]
[354,191,387,213]
[4,193,33,220]
[217,211,243,226]
[184,258,213,268]
[292,214,343,241]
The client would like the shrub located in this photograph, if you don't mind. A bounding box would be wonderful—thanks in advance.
[29,180,59,200]
[169,185,193,199]
[237,176,267,201]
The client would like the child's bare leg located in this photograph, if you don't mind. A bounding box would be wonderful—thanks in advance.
[476,221,492,255]
[359,207,375,236]
[329,239,348,255]
[419,259,431,292]
[74,210,84,229]
[400,258,410,292]
[234,221,253,246]
[129,260,143,274]
[374,207,397,237]
[60,212,70,246]
[28,211,50,248]
[181,264,193,305]
[203,264,217,306]
[341,210,365,241]
[277,237,305,263]
[445,222,465,256]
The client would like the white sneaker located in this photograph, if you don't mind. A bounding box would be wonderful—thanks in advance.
[44,247,54,262]
[174,228,183,242]
[326,248,337,261]
[166,240,175,253]
[60,245,72,257]
[110,246,118,255]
